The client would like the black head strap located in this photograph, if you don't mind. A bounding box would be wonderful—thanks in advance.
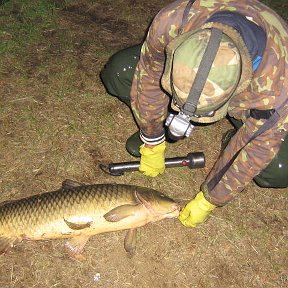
[180,0,196,32]
[182,28,223,116]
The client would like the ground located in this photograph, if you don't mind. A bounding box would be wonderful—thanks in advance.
[0,1,287,287]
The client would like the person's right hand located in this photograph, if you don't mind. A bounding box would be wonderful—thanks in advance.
[139,142,166,177]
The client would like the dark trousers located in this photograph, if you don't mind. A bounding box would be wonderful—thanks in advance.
[100,44,141,107]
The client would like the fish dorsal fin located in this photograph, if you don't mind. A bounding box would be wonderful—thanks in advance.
[61,179,84,189]
[0,200,14,207]
[0,236,19,255]
[64,218,92,230]
[104,204,140,222]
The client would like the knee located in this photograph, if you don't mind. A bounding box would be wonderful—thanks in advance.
[100,55,126,97]
[100,45,141,99]
[254,155,288,188]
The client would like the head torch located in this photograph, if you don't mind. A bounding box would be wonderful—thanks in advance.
[165,110,215,140]
[165,111,194,140]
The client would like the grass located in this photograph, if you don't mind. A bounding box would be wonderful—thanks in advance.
[0,0,57,54]
[0,1,287,288]
[262,0,288,19]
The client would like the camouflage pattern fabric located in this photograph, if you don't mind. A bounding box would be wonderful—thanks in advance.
[161,24,245,123]
[130,0,288,206]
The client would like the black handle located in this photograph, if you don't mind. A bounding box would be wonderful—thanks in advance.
[99,152,205,176]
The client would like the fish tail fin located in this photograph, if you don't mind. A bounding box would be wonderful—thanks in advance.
[0,235,19,254]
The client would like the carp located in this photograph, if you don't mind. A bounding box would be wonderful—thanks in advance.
[0,180,179,257]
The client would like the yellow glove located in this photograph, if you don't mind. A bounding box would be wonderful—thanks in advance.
[178,192,216,227]
[139,142,166,177]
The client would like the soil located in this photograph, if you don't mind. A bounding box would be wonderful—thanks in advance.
[0,1,287,287]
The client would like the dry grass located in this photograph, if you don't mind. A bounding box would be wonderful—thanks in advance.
[0,1,287,287]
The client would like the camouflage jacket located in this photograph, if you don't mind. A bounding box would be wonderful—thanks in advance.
[130,0,288,206]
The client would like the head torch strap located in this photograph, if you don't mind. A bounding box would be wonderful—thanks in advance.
[180,0,196,33]
[183,28,223,117]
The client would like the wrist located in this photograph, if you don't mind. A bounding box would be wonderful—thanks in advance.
[144,143,157,149]
[196,192,216,212]
[140,130,165,145]
[141,141,166,152]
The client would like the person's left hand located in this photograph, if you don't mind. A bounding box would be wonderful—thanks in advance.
[139,142,166,177]
[178,191,216,227]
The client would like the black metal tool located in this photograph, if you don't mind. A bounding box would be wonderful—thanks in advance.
[99,152,205,176]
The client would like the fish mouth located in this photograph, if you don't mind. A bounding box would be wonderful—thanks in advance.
[166,203,181,218]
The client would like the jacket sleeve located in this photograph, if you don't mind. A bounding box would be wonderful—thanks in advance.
[130,14,169,144]
[130,2,187,144]
[202,13,288,206]
[202,108,288,206]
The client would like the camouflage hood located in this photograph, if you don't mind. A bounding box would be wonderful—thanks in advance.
[161,22,253,123]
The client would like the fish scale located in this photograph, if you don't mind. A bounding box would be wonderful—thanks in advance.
[0,182,179,256]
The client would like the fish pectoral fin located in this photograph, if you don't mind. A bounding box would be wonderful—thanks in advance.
[64,234,90,259]
[104,204,140,222]
[124,228,137,254]
[64,218,93,230]
[0,236,20,255]
[61,179,84,189]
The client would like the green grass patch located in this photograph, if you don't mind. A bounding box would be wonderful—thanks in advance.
[262,0,288,20]
[0,0,57,55]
